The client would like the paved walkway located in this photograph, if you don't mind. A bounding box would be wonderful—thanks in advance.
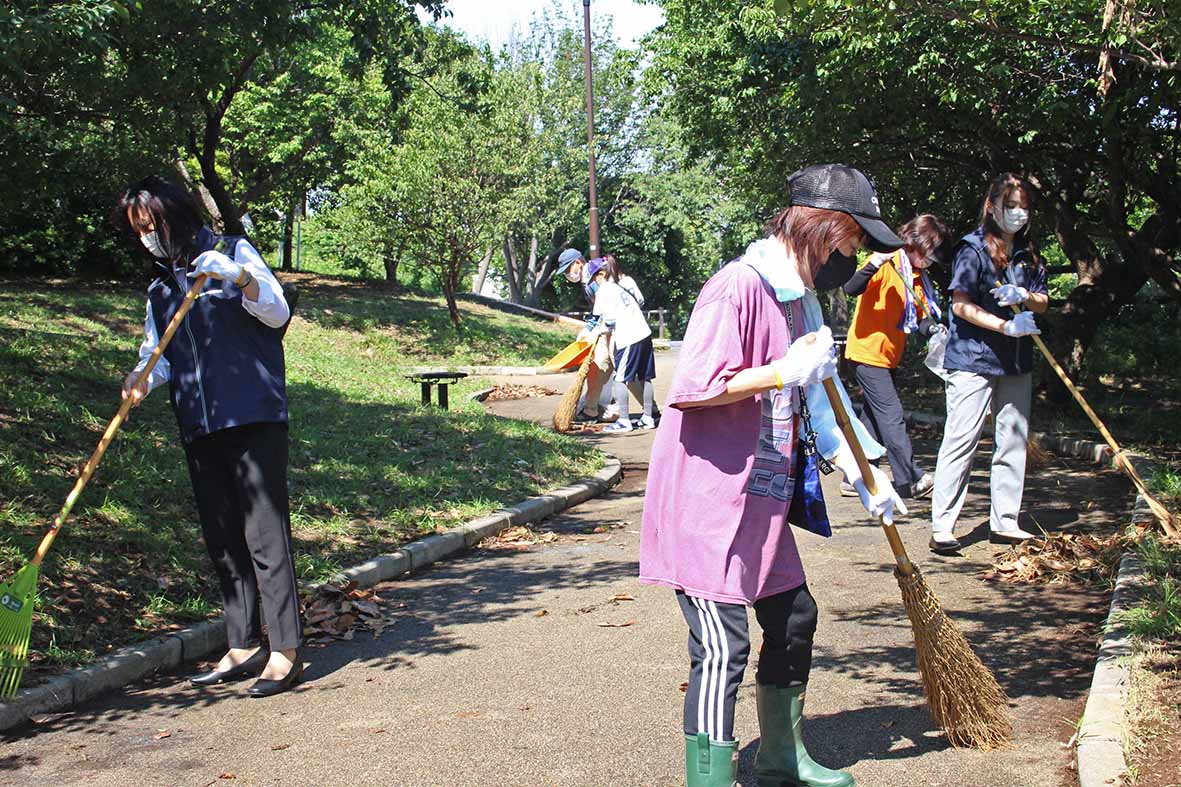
[2,351,1129,786]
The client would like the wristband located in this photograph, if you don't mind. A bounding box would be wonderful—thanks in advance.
[234,267,252,288]
[772,367,784,390]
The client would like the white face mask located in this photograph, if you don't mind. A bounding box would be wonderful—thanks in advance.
[140,231,170,259]
[1000,207,1029,234]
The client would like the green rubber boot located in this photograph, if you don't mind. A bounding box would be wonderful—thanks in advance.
[684,732,739,787]
[754,684,854,787]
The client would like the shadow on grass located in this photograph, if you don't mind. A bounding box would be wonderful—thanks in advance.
[284,274,569,368]
[0,278,597,683]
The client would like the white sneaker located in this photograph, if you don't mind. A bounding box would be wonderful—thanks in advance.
[601,404,621,423]
[912,473,935,499]
[603,420,633,434]
[636,415,656,430]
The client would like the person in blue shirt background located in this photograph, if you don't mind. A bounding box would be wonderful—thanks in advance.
[929,173,1049,555]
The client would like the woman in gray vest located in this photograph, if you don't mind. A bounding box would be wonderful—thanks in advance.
[116,176,303,697]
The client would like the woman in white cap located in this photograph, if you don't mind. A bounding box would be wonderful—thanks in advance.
[556,248,619,423]
[641,164,907,787]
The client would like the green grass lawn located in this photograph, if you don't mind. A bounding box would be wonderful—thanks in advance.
[0,274,593,682]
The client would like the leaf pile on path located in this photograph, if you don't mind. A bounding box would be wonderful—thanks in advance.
[984,532,1125,585]
[484,384,560,401]
[483,525,559,549]
[302,581,393,644]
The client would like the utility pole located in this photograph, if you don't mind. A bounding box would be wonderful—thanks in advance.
[582,0,601,258]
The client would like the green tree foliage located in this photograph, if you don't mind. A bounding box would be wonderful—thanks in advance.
[0,0,443,273]
[649,0,1181,372]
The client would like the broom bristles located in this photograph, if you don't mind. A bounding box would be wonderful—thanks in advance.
[895,566,1013,750]
[553,351,596,432]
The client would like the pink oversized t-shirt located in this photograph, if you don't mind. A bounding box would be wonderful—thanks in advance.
[639,262,808,605]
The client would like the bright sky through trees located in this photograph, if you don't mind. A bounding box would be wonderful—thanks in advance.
[420,0,664,49]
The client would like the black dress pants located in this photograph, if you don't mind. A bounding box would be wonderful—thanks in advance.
[851,360,925,495]
[184,422,302,652]
[676,584,819,742]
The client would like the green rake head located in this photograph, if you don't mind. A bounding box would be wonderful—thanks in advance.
[0,562,40,698]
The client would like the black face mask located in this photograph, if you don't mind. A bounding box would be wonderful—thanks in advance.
[812,249,858,292]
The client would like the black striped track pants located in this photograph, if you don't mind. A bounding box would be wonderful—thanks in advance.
[676,584,818,742]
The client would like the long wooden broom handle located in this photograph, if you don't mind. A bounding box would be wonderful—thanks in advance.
[820,377,918,576]
[996,282,1178,537]
[32,274,210,566]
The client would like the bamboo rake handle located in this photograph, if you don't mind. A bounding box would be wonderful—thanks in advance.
[997,283,1178,537]
[820,377,918,576]
[32,274,209,565]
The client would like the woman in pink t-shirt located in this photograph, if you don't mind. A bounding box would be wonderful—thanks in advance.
[640,165,908,787]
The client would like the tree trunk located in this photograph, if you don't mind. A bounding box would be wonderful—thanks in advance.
[173,154,223,226]
[828,289,850,335]
[280,201,295,272]
[444,245,462,326]
[472,245,493,294]
[384,240,405,284]
[503,236,522,303]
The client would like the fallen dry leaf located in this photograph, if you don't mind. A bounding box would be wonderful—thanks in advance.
[609,594,635,602]
[597,620,637,628]
[271,743,291,751]
[679,681,689,693]
[484,384,560,401]
[153,729,171,740]
[534,609,548,617]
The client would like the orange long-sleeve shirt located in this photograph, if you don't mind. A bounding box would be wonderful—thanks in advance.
[844,251,931,369]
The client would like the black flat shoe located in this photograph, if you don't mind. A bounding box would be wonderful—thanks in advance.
[190,648,269,686]
[246,659,305,698]
[928,536,962,556]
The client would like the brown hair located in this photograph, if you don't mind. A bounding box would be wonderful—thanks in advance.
[898,214,952,266]
[765,205,864,280]
[978,172,1040,270]
[601,253,622,283]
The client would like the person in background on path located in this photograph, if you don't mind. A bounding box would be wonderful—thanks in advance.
[115,176,304,697]
[840,215,953,501]
[929,172,1048,556]
[589,255,658,433]
[640,163,908,787]
[556,247,618,424]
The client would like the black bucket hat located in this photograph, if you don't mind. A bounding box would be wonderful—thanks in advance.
[788,164,904,253]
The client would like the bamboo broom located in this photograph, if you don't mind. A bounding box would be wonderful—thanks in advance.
[821,377,1013,749]
[0,275,208,697]
[996,283,1178,538]
[553,334,605,432]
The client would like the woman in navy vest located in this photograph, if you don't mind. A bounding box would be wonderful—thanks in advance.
[929,173,1049,555]
[116,176,303,697]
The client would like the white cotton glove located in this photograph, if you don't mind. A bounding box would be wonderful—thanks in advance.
[189,250,245,284]
[1002,311,1041,337]
[771,326,837,389]
[990,284,1029,307]
[833,450,908,525]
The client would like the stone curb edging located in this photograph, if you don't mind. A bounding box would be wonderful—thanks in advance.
[1076,553,1144,787]
[0,456,623,733]
[906,408,1157,785]
[409,364,565,377]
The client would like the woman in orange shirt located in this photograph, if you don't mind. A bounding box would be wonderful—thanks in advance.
[842,215,952,500]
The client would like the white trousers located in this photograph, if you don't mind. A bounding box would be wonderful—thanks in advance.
[931,370,1032,534]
